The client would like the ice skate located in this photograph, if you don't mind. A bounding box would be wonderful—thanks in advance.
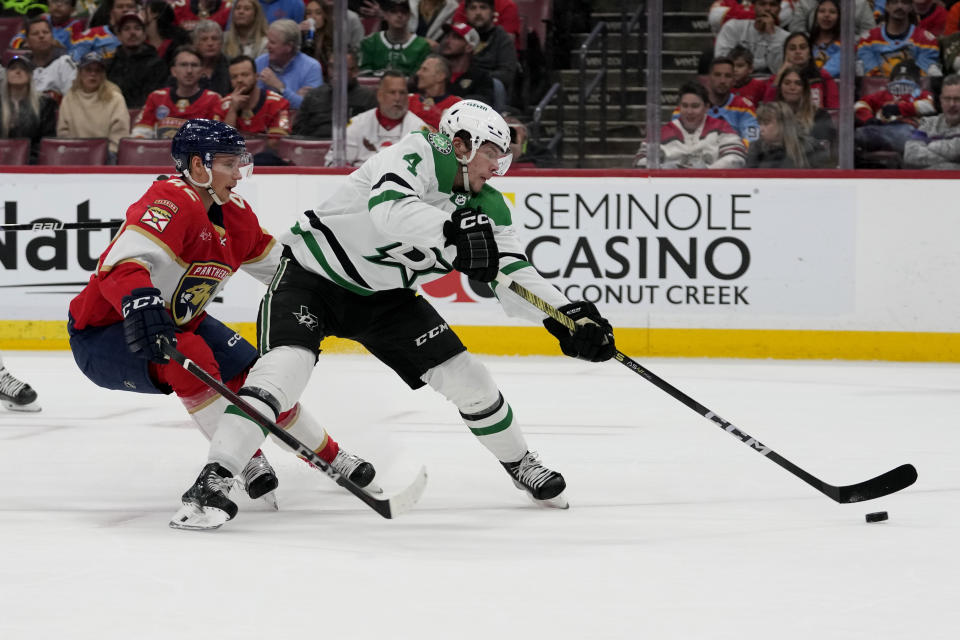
[502,451,569,509]
[240,450,279,510]
[331,448,380,492]
[170,463,238,530]
[0,368,40,412]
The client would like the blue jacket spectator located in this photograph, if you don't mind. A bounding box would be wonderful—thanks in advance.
[255,19,323,109]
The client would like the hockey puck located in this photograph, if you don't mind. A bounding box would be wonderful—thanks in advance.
[865,511,888,523]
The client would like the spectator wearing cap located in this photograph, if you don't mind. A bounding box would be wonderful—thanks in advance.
[132,46,222,137]
[57,51,130,161]
[451,0,520,46]
[254,19,323,110]
[407,0,459,43]
[439,22,496,107]
[171,0,234,32]
[855,59,935,154]
[214,54,291,135]
[107,11,169,108]
[73,0,135,62]
[857,0,941,77]
[408,53,461,129]
[463,0,517,110]
[0,56,58,163]
[324,69,428,166]
[191,19,231,95]
[359,1,432,76]
[904,73,960,168]
[260,0,306,25]
[9,0,88,54]
[21,16,77,102]
[293,51,377,137]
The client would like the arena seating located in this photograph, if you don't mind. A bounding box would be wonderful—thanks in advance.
[0,138,31,165]
[37,138,109,166]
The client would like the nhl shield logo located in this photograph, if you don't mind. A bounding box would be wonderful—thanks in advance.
[172,261,232,325]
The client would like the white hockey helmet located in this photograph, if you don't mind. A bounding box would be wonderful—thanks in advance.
[439,99,513,176]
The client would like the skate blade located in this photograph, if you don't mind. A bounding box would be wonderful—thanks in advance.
[259,491,279,511]
[169,502,230,530]
[2,400,41,413]
[529,492,569,510]
[362,480,384,495]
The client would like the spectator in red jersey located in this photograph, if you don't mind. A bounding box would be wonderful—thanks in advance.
[144,0,192,64]
[763,32,838,109]
[132,46,222,138]
[107,12,169,108]
[635,82,747,168]
[0,56,57,163]
[223,0,270,60]
[408,52,461,129]
[945,1,960,35]
[292,50,377,138]
[192,19,231,95]
[21,16,77,102]
[215,54,291,135]
[452,0,519,45]
[57,51,130,161]
[729,45,768,104]
[855,59,936,153]
[170,0,233,32]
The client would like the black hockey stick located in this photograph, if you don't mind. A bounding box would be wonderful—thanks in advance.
[0,220,123,232]
[162,342,428,518]
[494,272,918,504]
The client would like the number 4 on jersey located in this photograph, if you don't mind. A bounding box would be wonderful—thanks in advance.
[403,152,422,176]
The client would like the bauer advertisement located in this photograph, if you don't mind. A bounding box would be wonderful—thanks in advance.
[0,172,955,335]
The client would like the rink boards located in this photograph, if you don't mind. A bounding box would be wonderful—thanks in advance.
[1,167,958,361]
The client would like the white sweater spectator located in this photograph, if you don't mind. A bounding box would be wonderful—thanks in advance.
[715,19,789,73]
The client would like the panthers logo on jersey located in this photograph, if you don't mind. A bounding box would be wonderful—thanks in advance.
[172,261,232,325]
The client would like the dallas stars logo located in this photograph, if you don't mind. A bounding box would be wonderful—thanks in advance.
[364,244,453,288]
[428,132,452,155]
[292,305,319,331]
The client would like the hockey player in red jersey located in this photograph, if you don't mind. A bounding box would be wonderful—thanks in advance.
[67,120,376,525]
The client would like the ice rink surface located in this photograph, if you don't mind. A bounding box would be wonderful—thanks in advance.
[0,350,957,639]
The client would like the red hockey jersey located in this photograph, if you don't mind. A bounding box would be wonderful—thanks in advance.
[69,177,281,332]
[854,89,936,126]
[213,90,291,135]
[133,88,223,139]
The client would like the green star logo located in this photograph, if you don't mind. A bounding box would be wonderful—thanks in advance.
[364,243,453,288]
[428,132,452,155]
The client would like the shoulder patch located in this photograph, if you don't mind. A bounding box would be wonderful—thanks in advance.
[427,131,452,155]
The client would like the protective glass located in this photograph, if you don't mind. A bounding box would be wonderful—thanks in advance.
[212,152,254,179]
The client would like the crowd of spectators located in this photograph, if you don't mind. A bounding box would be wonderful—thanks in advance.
[636,0,960,169]
[1,0,543,165]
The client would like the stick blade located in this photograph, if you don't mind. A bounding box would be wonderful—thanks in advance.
[834,464,918,503]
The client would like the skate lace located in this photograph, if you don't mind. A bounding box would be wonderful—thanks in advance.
[241,454,273,487]
[514,451,554,489]
[203,472,235,494]
[331,450,364,476]
[0,370,27,398]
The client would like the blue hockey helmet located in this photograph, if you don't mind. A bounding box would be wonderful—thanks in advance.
[171,119,251,174]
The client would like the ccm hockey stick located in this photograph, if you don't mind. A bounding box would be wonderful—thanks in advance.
[494,272,918,504]
[163,342,428,518]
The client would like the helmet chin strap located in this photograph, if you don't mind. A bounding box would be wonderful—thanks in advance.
[183,163,225,205]
[460,163,472,194]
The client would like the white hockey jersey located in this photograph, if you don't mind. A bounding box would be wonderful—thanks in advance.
[33,54,77,97]
[324,107,429,167]
[285,130,568,323]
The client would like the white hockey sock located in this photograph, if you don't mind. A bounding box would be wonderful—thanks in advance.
[207,396,271,476]
[276,404,335,458]
[181,389,227,440]
[461,394,529,463]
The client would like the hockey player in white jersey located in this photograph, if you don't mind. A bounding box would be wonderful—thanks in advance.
[173,99,615,528]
